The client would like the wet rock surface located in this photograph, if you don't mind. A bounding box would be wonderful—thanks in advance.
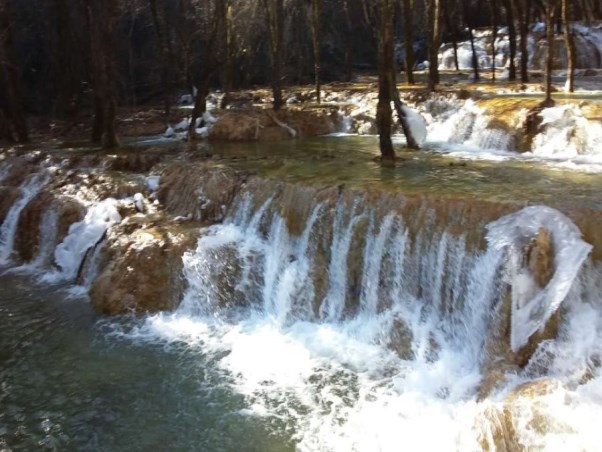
[90,219,198,314]
[208,109,337,142]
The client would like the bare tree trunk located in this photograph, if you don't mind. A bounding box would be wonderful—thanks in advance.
[491,0,498,82]
[86,0,119,148]
[562,0,575,92]
[310,0,321,103]
[262,0,284,110]
[514,0,529,83]
[343,0,353,81]
[0,0,28,143]
[451,23,460,71]
[377,0,395,161]
[463,0,481,81]
[443,1,460,71]
[150,0,172,118]
[100,0,119,149]
[544,1,558,105]
[221,0,234,109]
[188,71,211,140]
[52,0,79,117]
[401,0,415,84]
[426,0,441,91]
[504,0,517,81]
[468,26,480,81]
[188,0,222,140]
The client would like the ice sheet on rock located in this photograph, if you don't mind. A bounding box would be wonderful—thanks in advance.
[486,206,592,351]
[50,199,122,281]
[400,105,427,146]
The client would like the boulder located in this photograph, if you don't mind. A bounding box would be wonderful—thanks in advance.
[90,222,198,314]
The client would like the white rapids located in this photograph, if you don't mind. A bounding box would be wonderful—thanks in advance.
[114,192,599,451]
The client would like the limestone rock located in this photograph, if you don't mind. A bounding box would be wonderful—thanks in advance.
[90,222,198,314]
[208,109,336,142]
[14,192,55,262]
[158,163,242,224]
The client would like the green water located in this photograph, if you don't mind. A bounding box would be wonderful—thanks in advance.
[201,136,602,210]
[0,274,293,451]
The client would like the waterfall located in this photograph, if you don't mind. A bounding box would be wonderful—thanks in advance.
[116,187,597,451]
[27,207,59,270]
[0,172,48,266]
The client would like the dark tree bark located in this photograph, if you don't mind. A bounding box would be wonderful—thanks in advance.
[426,0,441,91]
[463,0,481,82]
[262,0,285,111]
[504,0,517,81]
[514,0,530,83]
[85,0,119,148]
[544,0,559,104]
[310,0,322,103]
[52,0,80,117]
[0,0,28,143]
[562,0,575,92]
[444,5,460,71]
[150,0,173,118]
[491,0,498,82]
[221,0,234,109]
[342,0,353,81]
[400,0,415,84]
[377,0,395,161]
[188,0,222,140]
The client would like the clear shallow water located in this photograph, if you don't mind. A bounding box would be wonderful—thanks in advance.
[203,136,602,210]
[0,274,293,451]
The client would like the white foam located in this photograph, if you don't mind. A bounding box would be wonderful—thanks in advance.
[107,193,601,451]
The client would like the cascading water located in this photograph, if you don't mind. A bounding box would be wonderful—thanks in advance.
[119,189,597,451]
[0,172,48,266]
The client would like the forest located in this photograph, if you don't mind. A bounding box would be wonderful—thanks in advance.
[1,0,600,157]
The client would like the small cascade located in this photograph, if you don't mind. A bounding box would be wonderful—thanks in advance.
[29,208,59,269]
[0,172,48,266]
[47,199,121,282]
[426,99,513,152]
[531,104,602,162]
[319,200,365,321]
